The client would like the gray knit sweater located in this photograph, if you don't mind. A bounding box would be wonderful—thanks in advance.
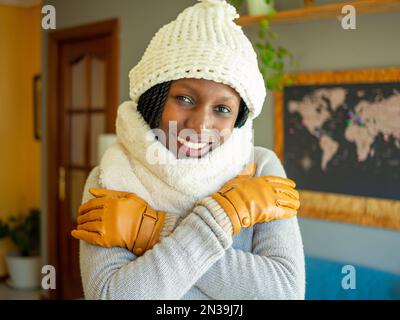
[78,146,305,299]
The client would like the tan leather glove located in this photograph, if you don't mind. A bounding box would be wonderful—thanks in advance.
[210,173,300,234]
[71,188,165,256]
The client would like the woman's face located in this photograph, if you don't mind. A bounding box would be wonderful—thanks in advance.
[159,78,241,158]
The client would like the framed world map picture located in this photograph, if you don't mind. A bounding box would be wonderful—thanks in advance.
[274,68,400,231]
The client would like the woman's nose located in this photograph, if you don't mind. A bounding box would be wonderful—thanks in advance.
[184,106,213,134]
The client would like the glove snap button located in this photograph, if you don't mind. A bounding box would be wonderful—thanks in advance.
[134,248,143,255]
[242,217,250,226]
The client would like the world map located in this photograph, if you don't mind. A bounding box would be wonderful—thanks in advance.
[283,82,400,200]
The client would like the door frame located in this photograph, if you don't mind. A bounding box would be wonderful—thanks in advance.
[46,18,119,299]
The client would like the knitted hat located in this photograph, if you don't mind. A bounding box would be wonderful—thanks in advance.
[128,0,266,120]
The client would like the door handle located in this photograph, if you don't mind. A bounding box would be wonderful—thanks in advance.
[59,166,66,202]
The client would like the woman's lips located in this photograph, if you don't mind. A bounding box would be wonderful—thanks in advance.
[176,138,211,158]
[177,136,208,149]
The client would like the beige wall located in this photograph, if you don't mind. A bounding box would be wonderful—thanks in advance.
[0,4,41,219]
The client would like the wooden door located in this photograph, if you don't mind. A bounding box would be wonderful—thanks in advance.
[47,20,119,299]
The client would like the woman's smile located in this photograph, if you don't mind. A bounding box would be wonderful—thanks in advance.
[177,136,208,149]
[176,136,211,158]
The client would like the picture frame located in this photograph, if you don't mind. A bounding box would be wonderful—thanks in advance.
[274,67,400,231]
[33,74,42,141]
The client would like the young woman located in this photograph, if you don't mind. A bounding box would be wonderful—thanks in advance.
[71,0,305,300]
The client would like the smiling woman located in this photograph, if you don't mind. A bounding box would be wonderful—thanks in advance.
[71,0,305,300]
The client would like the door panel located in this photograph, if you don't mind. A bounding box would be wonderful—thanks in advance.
[91,57,106,109]
[69,169,87,222]
[90,113,106,166]
[71,56,88,109]
[57,35,116,299]
[70,113,87,166]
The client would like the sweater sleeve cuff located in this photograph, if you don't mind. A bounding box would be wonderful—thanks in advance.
[159,213,178,238]
[196,196,233,237]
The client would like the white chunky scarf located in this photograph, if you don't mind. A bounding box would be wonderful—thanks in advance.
[99,101,254,219]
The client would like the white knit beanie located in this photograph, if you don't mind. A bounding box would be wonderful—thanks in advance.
[128,0,266,120]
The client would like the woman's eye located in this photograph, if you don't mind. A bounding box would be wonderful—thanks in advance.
[215,105,231,114]
[175,96,193,105]
[174,96,231,115]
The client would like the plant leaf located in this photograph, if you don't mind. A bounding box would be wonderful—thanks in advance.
[259,19,270,32]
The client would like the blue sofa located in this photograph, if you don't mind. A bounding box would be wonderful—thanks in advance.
[305,256,400,300]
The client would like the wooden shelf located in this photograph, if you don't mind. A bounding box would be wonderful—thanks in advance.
[234,0,400,26]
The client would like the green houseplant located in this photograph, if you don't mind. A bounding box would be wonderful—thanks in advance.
[247,0,275,16]
[2,209,41,290]
[0,219,15,278]
[6,209,40,257]
[0,219,9,239]
[229,0,298,91]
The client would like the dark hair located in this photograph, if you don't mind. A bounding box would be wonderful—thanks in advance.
[137,80,249,129]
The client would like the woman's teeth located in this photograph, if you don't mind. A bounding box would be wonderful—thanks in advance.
[177,136,207,149]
